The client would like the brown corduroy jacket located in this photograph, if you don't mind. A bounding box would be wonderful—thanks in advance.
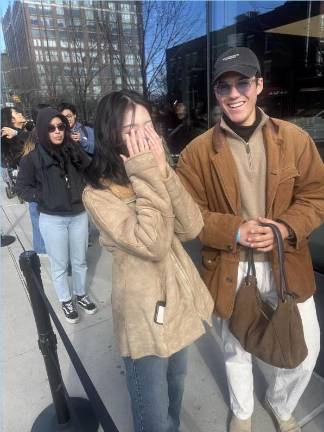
[177,117,324,319]
[83,152,214,359]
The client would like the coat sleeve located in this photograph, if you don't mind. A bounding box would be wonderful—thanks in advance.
[16,154,42,203]
[162,164,203,242]
[176,144,243,251]
[83,152,175,261]
[275,134,324,248]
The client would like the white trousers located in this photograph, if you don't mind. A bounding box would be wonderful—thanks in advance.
[218,261,320,421]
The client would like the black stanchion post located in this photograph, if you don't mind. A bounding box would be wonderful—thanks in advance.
[19,251,99,432]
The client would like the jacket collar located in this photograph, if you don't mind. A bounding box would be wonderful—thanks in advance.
[210,114,284,216]
[212,114,283,152]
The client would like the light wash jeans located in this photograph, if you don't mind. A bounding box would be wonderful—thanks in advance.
[39,211,88,302]
[123,348,188,432]
[28,202,46,254]
[219,261,320,421]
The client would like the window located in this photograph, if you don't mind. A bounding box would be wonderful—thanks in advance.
[115,77,122,85]
[50,51,59,61]
[30,16,39,26]
[48,40,57,48]
[56,7,64,16]
[62,51,70,63]
[125,54,135,65]
[120,3,130,12]
[28,5,37,14]
[85,10,94,20]
[57,19,65,28]
[33,39,42,47]
[63,66,71,76]
[93,85,101,95]
[122,22,132,33]
[107,3,115,11]
[89,51,97,58]
[37,64,45,74]
[41,6,52,15]
[60,40,69,48]
[122,13,131,23]
[34,50,44,62]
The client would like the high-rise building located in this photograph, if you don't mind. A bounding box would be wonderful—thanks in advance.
[2,0,143,118]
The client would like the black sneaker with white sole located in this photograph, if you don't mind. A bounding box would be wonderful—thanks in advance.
[77,295,97,314]
[62,300,79,324]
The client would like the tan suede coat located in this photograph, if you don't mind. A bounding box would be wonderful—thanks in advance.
[83,152,214,359]
[177,117,324,319]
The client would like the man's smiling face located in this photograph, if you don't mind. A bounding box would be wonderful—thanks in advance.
[214,72,263,126]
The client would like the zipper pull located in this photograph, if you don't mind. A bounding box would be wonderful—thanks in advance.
[245,143,251,154]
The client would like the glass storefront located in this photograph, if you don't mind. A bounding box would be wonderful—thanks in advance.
[164,0,324,377]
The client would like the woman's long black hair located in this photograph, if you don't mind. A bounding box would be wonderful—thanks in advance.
[85,90,151,188]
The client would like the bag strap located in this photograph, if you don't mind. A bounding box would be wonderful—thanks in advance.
[260,222,291,302]
[246,247,256,277]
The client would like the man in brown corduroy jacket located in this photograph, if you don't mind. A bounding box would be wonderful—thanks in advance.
[177,47,324,432]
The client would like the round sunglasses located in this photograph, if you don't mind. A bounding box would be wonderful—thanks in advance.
[215,77,256,97]
[48,123,66,133]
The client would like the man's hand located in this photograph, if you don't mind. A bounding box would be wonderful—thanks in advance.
[240,217,289,252]
[238,219,260,247]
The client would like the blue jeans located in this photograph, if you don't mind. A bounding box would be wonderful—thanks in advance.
[28,202,46,254]
[39,212,88,302]
[123,348,188,432]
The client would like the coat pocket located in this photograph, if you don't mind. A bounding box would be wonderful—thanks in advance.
[275,166,300,213]
[201,249,220,299]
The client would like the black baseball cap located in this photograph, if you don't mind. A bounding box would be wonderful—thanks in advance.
[213,47,261,84]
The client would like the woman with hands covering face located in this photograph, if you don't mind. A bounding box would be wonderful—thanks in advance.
[83,90,214,432]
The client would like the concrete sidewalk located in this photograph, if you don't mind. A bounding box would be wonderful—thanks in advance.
[1,186,324,432]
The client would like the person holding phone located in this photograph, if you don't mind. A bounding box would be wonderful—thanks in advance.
[16,107,97,323]
[83,90,214,432]
[58,102,95,155]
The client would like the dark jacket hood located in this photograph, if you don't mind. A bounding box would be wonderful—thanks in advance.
[36,107,69,154]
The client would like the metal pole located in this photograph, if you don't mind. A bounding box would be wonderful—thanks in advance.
[19,251,71,425]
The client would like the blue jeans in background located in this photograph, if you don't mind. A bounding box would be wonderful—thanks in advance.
[39,211,88,302]
[28,202,46,254]
[123,347,188,432]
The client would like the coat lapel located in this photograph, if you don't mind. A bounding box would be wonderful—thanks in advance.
[211,126,241,215]
[263,120,282,217]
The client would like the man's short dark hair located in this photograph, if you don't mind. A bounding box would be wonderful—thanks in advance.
[57,102,77,115]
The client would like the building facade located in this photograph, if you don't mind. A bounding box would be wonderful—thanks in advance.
[2,0,143,119]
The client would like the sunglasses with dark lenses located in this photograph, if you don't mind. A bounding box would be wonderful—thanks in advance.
[215,78,256,97]
[48,123,66,133]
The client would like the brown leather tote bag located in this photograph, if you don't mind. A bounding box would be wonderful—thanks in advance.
[229,223,308,369]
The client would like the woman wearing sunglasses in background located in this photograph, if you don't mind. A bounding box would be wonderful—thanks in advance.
[16,107,97,323]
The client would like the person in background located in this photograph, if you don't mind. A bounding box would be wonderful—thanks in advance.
[16,107,97,324]
[1,107,30,198]
[176,47,324,432]
[21,103,50,254]
[83,90,214,432]
[58,102,95,155]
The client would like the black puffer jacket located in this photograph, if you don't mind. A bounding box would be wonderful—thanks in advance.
[16,107,91,216]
